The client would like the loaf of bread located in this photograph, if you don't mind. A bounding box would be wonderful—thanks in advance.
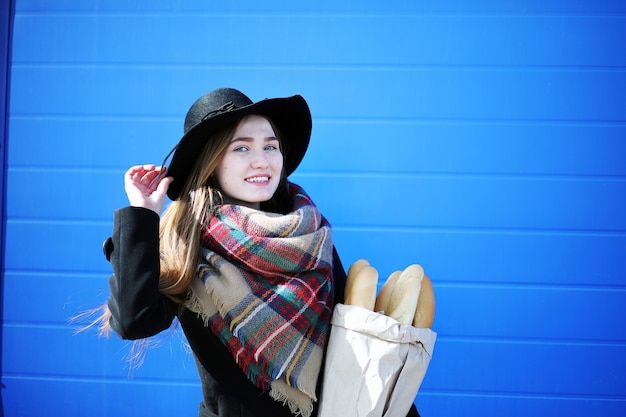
[344,259,370,304]
[344,260,435,328]
[412,274,435,328]
[374,270,401,313]
[344,265,379,311]
[386,264,424,325]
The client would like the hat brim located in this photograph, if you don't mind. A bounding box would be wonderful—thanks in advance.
[165,95,311,200]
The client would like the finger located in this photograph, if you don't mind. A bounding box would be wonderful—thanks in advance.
[126,166,154,186]
[157,176,174,194]
[145,165,168,188]
[125,164,154,177]
[140,169,160,184]
[125,165,143,176]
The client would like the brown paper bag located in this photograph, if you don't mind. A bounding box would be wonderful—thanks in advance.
[318,304,436,417]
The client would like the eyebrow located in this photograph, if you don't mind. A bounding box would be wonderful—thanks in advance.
[230,136,279,143]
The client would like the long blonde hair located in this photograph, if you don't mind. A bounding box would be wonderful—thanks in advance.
[157,122,237,304]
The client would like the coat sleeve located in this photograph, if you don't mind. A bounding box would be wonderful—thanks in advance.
[104,206,177,340]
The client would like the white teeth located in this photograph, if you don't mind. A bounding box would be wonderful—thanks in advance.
[246,176,269,183]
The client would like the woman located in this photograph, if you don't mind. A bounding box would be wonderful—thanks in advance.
[98,88,421,417]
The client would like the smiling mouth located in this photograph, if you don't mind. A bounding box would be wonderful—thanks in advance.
[245,176,270,183]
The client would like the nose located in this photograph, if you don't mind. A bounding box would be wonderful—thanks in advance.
[250,150,269,168]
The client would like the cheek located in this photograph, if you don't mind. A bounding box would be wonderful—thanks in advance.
[215,162,230,189]
[271,154,284,171]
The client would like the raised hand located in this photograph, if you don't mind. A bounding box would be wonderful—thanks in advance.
[124,164,174,214]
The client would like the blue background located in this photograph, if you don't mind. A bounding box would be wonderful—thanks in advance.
[2,1,626,416]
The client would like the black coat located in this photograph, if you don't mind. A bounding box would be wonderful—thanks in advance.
[104,206,420,417]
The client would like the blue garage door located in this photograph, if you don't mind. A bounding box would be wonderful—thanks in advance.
[2,1,626,416]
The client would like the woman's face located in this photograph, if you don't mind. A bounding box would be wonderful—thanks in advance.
[215,115,284,209]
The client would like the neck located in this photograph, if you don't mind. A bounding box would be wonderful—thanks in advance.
[221,195,261,210]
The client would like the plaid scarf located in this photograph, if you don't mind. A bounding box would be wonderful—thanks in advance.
[186,183,334,417]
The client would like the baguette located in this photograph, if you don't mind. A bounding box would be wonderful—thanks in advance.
[344,259,370,306]
[344,265,379,311]
[374,270,401,313]
[412,274,436,328]
[387,264,424,325]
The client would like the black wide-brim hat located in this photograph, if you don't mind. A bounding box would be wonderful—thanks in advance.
[165,88,312,200]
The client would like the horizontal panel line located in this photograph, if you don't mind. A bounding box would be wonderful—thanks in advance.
[5,218,626,236]
[8,114,179,122]
[420,388,626,401]
[9,114,626,128]
[15,10,626,17]
[4,322,107,331]
[8,165,626,182]
[6,272,625,291]
[8,166,126,174]
[1,374,199,386]
[6,218,113,226]
[4,270,109,279]
[436,335,626,347]
[431,281,626,292]
[315,117,626,126]
[333,225,626,237]
[296,170,626,182]
[4,321,183,338]
[9,114,626,126]
[5,323,625,347]
[3,267,111,277]
[11,62,626,72]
